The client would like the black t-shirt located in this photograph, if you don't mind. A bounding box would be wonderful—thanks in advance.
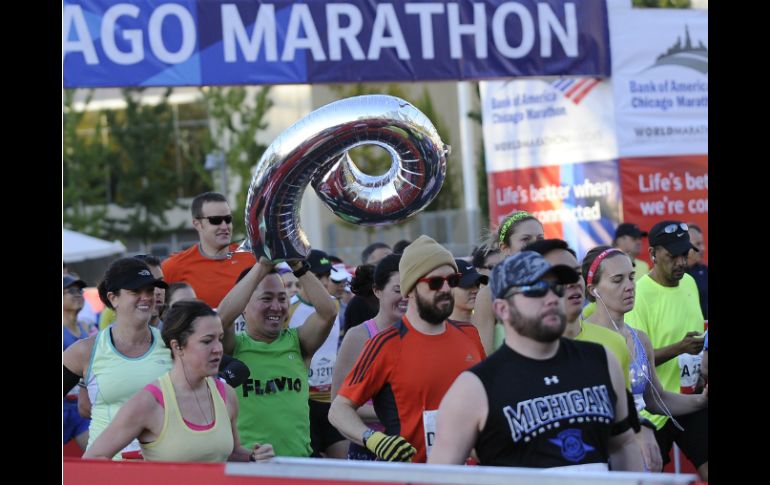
[469,338,615,468]
[343,295,379,334]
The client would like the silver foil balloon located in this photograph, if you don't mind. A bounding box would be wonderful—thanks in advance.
[245,95,449,262]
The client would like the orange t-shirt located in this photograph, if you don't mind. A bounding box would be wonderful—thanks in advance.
[339,316,485,463]
[161,243,256,309]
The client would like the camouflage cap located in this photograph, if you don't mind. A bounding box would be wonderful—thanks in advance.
[490,251,579,299]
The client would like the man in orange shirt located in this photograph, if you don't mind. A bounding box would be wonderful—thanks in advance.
[329,235,486,463]
[162,192,255,309]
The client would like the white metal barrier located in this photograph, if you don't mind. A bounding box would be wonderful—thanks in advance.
[226,457,698,485]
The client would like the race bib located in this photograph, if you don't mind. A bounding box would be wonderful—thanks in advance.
[678,353,702,394]
[423,410,438,458]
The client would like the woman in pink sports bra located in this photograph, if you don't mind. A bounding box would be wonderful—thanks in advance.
[84,301,275,462]
[331,254,406,460]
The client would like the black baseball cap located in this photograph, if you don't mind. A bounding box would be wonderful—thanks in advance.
[110,268,168,292]
[455,259,489,289]
[615,223,647,239]
[63,275,87,289]
[307,249,333,276]
[648,220,698,257]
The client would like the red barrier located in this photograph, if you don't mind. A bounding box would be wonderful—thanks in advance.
[64,458,405,485]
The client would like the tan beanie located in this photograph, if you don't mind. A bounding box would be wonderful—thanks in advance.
[399,235,458,296]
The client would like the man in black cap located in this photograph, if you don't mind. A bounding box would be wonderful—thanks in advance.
[625,220,708,481]
[448,259,489,325]
[429,251,642,471]
[613,223,650,276]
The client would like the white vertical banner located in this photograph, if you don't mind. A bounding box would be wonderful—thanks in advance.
[480,78,618,172]
[609,8,708,157]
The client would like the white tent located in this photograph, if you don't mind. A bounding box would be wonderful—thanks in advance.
[63,229,126,263]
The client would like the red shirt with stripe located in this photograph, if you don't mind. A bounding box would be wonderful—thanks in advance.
[338,315,485,463]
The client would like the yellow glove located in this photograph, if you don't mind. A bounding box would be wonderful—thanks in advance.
[364,431,416,462]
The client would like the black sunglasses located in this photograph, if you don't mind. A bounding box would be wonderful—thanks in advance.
[504,280,565,299]
[198,215,233,225]
[417,273,462,291]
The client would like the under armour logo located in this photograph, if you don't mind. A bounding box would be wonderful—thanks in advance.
[544,376,559,385]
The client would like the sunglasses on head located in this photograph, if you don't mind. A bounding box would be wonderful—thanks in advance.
[198,215,233,225]
[662,222,688,233]
[503,280,565,299]
[417,273,462,290]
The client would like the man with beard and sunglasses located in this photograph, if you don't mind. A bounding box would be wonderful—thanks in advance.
[429,251,643,471]
[329,235,486,463]
[162,192,256,309]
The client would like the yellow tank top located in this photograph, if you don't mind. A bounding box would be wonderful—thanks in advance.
[141,373,233,462]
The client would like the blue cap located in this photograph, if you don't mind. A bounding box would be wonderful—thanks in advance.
[490,251,579,299]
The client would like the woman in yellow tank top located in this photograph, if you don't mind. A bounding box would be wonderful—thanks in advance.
[84,300,274,462]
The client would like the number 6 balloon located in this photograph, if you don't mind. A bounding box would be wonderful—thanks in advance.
[244,95,450,262]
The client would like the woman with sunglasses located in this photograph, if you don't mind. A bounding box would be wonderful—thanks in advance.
[63,257,172,459]
[581,245,707,472]
[331,254,405,460]
[473,211,545,354]
[84,301,274,462]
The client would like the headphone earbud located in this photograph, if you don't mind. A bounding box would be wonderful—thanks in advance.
[593,289,601,298]
[652,256,657,263]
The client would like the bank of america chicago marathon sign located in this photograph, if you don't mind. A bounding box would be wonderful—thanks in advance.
[63,0,611,87]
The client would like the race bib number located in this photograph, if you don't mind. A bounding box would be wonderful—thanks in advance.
[233,315,247,334]
[678,353,702,394]
[423,410,438,458]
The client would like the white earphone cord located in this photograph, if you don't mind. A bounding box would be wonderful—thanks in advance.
[594,293,685,432]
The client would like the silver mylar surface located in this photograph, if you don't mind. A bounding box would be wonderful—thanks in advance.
[244,95,449,262]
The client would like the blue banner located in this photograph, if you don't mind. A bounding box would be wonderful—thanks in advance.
[63,0,610,87]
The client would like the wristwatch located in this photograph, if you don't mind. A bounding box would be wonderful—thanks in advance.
[362,428,375,446]
[292,260,311,279]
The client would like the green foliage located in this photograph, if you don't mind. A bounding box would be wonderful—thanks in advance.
[632,0,691,7]
[200,86,273,238]
[104,88,185,247]
[63,89,110,237]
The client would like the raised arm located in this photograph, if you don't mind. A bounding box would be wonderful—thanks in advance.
[605,350,644,471]
[217,259,274,354]
[428,371,487,464]
[293,262,338,359]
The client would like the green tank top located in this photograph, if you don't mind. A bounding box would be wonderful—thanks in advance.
[86,326,172,456]
[234,328,311,457]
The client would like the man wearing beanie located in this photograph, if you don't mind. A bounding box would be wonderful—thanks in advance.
[330,235,486,463]
[429,251,643,471]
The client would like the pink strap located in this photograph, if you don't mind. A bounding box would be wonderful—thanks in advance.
[364,319,379,338]
[214,378,227,404]
[144,383,164,408]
